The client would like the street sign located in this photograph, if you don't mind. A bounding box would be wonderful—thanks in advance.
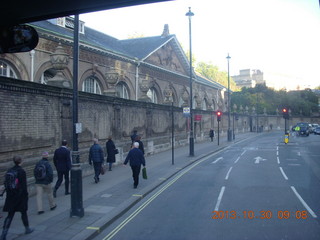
[183,107,190,117]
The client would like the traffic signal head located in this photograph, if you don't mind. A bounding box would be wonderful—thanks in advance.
[282,108,289,119]
[217,111,222,121]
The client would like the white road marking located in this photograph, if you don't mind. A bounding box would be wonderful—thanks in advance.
[225,167,233,180]
[279,167,288,180]
[288,164,301,167]
[254,156,267,164]
[277,151,279,156]
[298,152,301,156]
[212,157,223,164]
[234,157,240,164]
[241,150,246,156]
[214,186,226,211]
[277,157,280,164]
[291,186,317,218]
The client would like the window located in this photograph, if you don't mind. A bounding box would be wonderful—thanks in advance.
[40,69,56,84]
[82,76,101,94]
[147,88,158,103]
[116,82,130,99]
[0,60,18,79]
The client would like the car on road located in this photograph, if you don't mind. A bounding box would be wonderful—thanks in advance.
[299,125,310,136]
[314,127,320,135]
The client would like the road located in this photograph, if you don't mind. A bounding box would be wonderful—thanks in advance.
[94,132,320,240]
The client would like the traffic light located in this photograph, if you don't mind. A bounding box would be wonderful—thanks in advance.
[282,108,289,119]
[217,111,222,122]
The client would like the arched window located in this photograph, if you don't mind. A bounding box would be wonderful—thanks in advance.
[116,82,130,99]
[202,98,207,110]
[0,60,18,79]
[40,69,56,84]
[147,88,158,103]
[82,76,101,94]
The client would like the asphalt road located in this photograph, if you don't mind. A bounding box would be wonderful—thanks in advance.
[94,132,320,240]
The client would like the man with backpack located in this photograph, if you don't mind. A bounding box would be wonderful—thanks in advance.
[1,156,34,240]
[34,152,56,215]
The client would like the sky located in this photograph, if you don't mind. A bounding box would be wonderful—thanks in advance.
[80,0,320,90]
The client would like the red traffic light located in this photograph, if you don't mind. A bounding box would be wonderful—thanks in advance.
[216,111,222,121]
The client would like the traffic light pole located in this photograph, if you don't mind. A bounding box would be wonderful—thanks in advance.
[217,121,220,146]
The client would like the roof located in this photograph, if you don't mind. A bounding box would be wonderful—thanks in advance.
[31,19,224,90]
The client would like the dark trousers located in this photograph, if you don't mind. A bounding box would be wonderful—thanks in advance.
[131,165,141,187]
[1,211,29,235]
[54,170,70,193]
[93,162,102,179]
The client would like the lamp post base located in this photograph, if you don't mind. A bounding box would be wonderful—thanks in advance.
[227,129,233,142]
[189,137,194,156]
[70,163,84,218]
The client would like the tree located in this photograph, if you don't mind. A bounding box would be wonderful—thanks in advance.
[195,61,238,91]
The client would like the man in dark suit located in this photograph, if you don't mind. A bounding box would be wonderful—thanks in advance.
[53,140,71,197]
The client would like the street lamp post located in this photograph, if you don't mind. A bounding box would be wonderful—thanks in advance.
[226,53,232,142]
[186,7,194,156]
[70,14,84,218]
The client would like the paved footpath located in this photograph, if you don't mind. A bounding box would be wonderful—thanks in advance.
[0,132,258,240]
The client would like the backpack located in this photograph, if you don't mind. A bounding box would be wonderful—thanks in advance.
[4,169,19,191]
[34,162,47,180]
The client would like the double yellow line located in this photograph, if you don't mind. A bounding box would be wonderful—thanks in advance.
[103,151,220,240]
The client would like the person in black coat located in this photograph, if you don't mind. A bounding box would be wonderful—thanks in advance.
[1,156,34,239]
[209,129,214,142]
[135,135,145,155]
[53,140,71,197]
[123,142,146,189]
[106,136,116,171]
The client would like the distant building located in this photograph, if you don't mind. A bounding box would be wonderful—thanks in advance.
[232,69,265,88]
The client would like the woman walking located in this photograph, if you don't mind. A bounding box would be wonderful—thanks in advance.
[106,136,117,171]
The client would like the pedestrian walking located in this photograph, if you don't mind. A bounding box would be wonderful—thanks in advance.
[135,135,145,155]
[53,140,71,198]
[130,130,138,144]
[34,152,56,215]
[1,156,34,240]
[89,138,104,183]
[209,129,214,142]
[106,136,117,171]
[123,142,146,189]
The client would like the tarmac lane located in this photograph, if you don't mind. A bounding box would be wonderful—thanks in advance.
[93,132,320,240]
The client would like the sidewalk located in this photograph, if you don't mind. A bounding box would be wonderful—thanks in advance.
[1,132,257,240]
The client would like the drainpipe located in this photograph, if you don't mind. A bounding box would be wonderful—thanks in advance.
[135,60,140,101]
[30,50,35,82]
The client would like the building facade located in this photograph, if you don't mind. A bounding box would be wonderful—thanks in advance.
[232,69,265,89]
[0,17,226,110]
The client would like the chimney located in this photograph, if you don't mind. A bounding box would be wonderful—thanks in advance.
[161,24,170,37]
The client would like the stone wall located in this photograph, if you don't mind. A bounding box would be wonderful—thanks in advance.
[1,77,317,190]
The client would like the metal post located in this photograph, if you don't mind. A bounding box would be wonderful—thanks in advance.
[186,7,195,156]
[70,14,84,218]
[218,121,220,146]
[227,54,232,141]
[233,112,235,140]
[171,102,174,165]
